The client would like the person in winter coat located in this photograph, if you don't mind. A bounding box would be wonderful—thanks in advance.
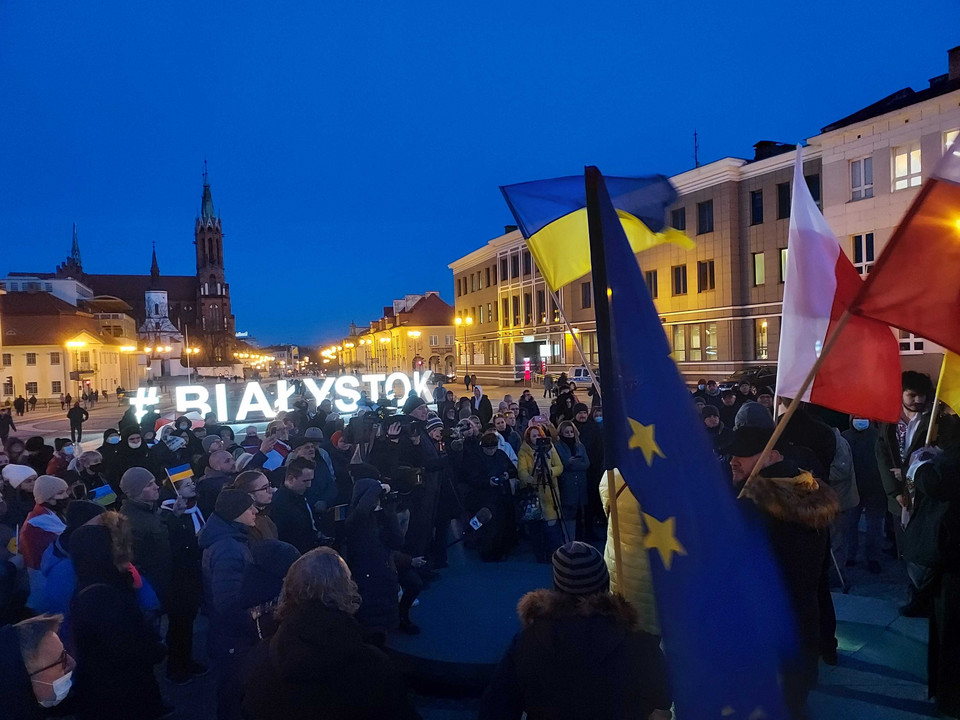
[0,407,17,447]
[479,541,672,720]
[107,427,151,488]
[841,417,887,573]
[96,428,122,468]
[465,433,518,562]
[233,470,279,541]
[494,413,522,453]
[555,421,590,542]
[119,468,172,606]
[117,406,140,436]
[0,614,77,719]
[69,521,168,720]
[45,439,75,479]
[66,402,89,444]
[573,404,603,537]
[269,458,321,554]
[343,472,405,643]
[240,547,421,720]
[598,470,660,635]
[159,476,207,684]
[471,385,493,428]
[63,450,115,507]
[728,426,839,720]
[826,426,860,569]
[517,425,565,562]
[20,476,70,603]
[196,450,238,519]
[1,462,38,534]
[198,489,260,720]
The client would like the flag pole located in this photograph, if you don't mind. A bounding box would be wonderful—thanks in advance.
[738,309,854,497]
[925,356,946,446]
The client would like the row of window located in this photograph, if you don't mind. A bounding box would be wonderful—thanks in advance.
[456,263,500,297]
[641,260,717,298]
[849,130,958,202]
[3,352,61,366]
[748,176,821,226]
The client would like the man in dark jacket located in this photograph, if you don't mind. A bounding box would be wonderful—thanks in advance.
[0,614,77,718]
[467,433,518,562]
[0,407,16,446]
[842,417,886,573]
[196,450,238,519]
[728,426,839,719]
[119,468,172,605]
[574,404,604,540]
[269,458,320,554]
[65,402,89,444]
[479,541,671,719]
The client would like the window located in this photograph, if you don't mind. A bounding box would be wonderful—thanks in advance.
[777,182,790,219]
[502,298,510,327]
[696,200,714,234]
[1,353,10,366]
[671,265,687,295]
[850,157,873,201]
[753,252,766,286]
[755,319,769,360]
[945,129,959,152]
[523,293,532,324]
[470,274,476,293]
[492,265,498,285]
[899,329,924,354]
[25,353,37,366]
[704,323,718,360]
[511,254,520,279]
[25,382,38,395]
[671,207,686,231]
[2,378,12,395]
[50,352,61,365]
[522,251,532,276]
[552,297,561,322]
[893,143,921,190]
[512,295,520,326]
[645,270,658,299]
[696,260,715,292]
[805,174,821,207]
[445,335,454,346]
[750,190,763,225]
[488,303,494,323]
[478,305,485,324]
[581,281,592,309]
[852,233,875,275]
[689,324,702,361]
[537,290,546,323]
[671,325,686,361]
[485,267,491,287]
[500,258,508,283]
[51,381,62,394]
[779,248,788,283]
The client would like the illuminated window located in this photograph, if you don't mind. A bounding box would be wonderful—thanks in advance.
[893,143,921,190]
[779,248,788,283]
[536,291,546,323]
[671,325,686,361]
[755,319,769,360]
[850,157,873,200]
[945,129,959,153]
[852,233,875,275]
[753,252,765,286]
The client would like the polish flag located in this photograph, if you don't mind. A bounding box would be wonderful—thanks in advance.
[775,147,901,422]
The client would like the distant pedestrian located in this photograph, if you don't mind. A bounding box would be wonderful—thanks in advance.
[68,401,90,443]
[13,395,26,417]
[0,407,16,445]
[28,395,37,412]
[464,373,472,391]
[65,392,72,407]
[543,373,554,398]
[59,393,66,410]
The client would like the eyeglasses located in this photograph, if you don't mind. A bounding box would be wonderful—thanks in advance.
[250,485,272,494]
[30,649,72,678]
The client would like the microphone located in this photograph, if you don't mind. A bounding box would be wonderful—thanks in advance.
[447,507,493,548]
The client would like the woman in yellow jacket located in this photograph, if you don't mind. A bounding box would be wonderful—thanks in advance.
[518,424,565,561]
[599,469,660,635]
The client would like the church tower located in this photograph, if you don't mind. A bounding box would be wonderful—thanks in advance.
[194,165,235,364]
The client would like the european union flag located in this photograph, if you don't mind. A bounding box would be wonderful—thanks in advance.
[584,166,794,719]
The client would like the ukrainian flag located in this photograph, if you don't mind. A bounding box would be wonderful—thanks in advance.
[501,174,693,291]
[581,166,794,719]
[166,463,194,484]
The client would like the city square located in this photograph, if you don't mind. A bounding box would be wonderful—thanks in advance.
[2,3,960,719]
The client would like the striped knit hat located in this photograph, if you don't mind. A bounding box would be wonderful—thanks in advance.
[552,541,609,596]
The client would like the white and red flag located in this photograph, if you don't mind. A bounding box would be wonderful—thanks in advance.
[775,147,901,422]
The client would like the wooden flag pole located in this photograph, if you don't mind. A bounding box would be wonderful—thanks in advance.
[606,470,624,583]
[738,310,854,497]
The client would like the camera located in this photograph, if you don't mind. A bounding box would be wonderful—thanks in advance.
[535,437,552,450]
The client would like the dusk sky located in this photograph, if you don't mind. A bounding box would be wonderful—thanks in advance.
[1,1,957,346]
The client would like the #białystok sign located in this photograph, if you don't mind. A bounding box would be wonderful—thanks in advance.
[128,371,434,423]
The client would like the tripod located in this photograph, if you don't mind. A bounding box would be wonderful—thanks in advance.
[533,443,569,545]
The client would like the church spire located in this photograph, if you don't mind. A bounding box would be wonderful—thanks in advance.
[150,241,160,286]
[70,222,82,268]
[201,161,216,221]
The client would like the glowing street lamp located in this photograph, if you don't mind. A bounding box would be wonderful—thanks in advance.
[454,316,473,377]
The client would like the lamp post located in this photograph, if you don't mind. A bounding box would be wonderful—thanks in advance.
[454,316,473,379]
[66,340,87,398]
[407,330,421,372]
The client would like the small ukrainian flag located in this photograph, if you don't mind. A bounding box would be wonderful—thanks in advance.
[166,463,194,484]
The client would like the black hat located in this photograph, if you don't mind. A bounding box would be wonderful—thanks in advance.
[700,405,719,419]
[25,436,45,452]
[721,426,774,457]
[402,395,426,413]
[757,386,774,398]
[552,541,609,595]
[720,389,736,398]
[54,438,73,452]
[573,403,589,414]
[214,489,255,522]
[480,433,499,448]
[348,462,381,481]
[61,500,107,551]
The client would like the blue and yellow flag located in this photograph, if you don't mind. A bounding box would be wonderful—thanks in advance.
[501,174,693,291]
[583,166,793,719]
[166,463,194,485]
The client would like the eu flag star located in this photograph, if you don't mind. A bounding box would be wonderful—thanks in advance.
[628,418,665,466]
[642,512,686,570]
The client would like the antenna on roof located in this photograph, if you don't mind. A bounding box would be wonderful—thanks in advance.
[694,130,700,168]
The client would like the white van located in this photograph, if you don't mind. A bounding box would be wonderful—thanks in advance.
[566,366,597,390]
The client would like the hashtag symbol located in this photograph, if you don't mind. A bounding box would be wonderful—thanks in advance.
[130,386,160,422]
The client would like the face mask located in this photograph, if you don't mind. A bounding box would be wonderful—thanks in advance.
[698,384,705,390]
[38,671,73,707]
[46,498,70,513]
[62,446,74,456]
[178,423,188,431]
[107,436,120,445]
[852,419,870,431]
[128,440,142,449]
[87,463,103,475]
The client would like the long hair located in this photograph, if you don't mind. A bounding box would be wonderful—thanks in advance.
[557,420,580,443]
[276,547,361,622]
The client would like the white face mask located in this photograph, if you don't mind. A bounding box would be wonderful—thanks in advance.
[128,440,142,449]
[38,670,73,707]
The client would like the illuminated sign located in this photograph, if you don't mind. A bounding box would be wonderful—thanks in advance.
[235,331,250,338]
[128,371,434,423]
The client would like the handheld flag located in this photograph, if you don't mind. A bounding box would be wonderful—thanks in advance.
[501,174,691,291]
[166,463,194,497]
[850,139,960,354]
[935,351,960,414]
[776,147,901,421]
[584,166,793,719]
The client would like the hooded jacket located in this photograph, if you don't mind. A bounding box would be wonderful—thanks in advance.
[479,589,671,720]
[198,513,256,658]
[240,600,420,720]
[106,428,151,487]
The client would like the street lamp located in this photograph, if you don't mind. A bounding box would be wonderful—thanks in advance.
[407,330,422,371]
[454,316,473,379]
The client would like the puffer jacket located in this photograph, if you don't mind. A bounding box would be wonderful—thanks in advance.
[598,470,659,634]
[517,441,565,522]
[198,513,256,659]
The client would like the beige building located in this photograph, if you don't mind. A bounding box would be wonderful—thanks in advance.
[451,47,960,387]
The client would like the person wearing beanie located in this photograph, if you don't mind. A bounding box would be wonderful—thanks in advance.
[401,394,427,415]
[24,436,54,477]
[479,541,672,720]
[97,427,122,467]
[202,434,224,455]
[701,405,733,481]
[119,467,172,607]
[1,463,38,530]
[20,476,69,573]
[45,439,75,478]
[718,389,740,428]
[197,486,259,718]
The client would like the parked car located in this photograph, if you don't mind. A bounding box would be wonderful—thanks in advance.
[566,366,599,390]
[719,366,777,393]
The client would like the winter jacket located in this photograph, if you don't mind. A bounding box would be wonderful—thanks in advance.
[877,412,931,515]
[269,485,319,554]
[827,428,859,512]
[554,439,590,510]
[574,419,604,484]
[196,469,236,519]
[598,470,659,635]
[842,424,886,511]
[66,405,89,425]
[240,600,421,720]
[739,460,839,655]
[198,513,256,659]
[518,441,565,522]
[0,623,71,720]
[472,395,494,427]
[479,590,672,720]
[120,499,172,603]
[902,446,960,571]
[344,477,404,634]
[159,502,204,614]
[20,505,65,571]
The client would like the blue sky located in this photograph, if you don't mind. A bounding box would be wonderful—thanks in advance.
[1,1,957,345]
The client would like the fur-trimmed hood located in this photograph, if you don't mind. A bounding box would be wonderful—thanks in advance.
[518,589,638,629]
[741,468,839,529]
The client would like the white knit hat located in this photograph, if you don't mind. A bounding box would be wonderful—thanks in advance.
[2,464,37,489]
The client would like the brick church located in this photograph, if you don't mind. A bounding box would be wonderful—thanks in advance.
[15,172,237,365]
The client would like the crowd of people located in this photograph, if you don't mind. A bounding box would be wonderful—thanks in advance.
[0,366,957,719]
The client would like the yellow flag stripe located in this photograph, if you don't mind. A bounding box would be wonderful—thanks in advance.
[937,350,960,413]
